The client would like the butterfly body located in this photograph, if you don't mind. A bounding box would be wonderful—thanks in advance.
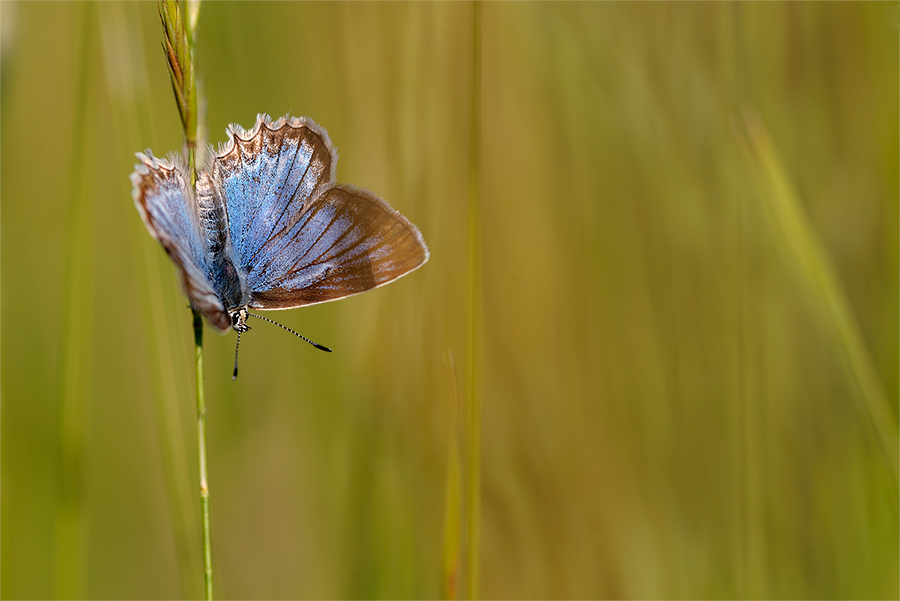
[131,114,428,335]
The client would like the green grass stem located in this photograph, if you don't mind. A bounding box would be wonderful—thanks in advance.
[158,0,211,597]
[194,311,212,600]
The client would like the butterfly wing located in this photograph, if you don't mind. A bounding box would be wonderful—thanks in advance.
[131,152,232,331]
[211,114,428,310]
[211,114,336,278]
[246,184,429,308]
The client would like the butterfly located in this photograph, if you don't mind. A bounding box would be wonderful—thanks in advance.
[131,113,429,375]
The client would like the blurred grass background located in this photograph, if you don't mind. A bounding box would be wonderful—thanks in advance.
[1,2,897,599]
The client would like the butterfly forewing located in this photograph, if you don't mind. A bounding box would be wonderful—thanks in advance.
[248,185,429,309]
[131,153,232,330]
[214,117,335,276]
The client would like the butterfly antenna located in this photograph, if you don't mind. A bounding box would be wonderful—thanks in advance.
[232,329,242,380]
[247,312,333,352]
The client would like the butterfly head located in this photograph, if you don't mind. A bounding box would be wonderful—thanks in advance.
[230,307,251,333]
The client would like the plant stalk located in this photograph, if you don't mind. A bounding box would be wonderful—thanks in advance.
[194,310,213,600]
[158,0,211,597]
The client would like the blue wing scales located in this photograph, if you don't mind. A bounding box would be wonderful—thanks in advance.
[212,114,428,310]
[131,152,232,331]
[245,185,429,309]
[212,115,335,278]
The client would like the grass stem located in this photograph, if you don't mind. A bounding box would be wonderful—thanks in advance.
[158,1,211,597]
[194,311,213,600]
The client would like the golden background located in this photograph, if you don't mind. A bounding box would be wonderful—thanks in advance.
[1,2,897,599]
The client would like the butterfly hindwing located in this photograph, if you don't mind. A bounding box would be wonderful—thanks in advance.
[246,185,430,309]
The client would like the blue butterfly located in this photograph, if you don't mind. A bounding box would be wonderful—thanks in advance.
[131,114,429,374]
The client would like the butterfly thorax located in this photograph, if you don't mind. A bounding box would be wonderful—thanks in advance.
[210,253,250,311]
[197,167,252,325]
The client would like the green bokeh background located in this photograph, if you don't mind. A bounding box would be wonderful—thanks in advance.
[2,2,897,599]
